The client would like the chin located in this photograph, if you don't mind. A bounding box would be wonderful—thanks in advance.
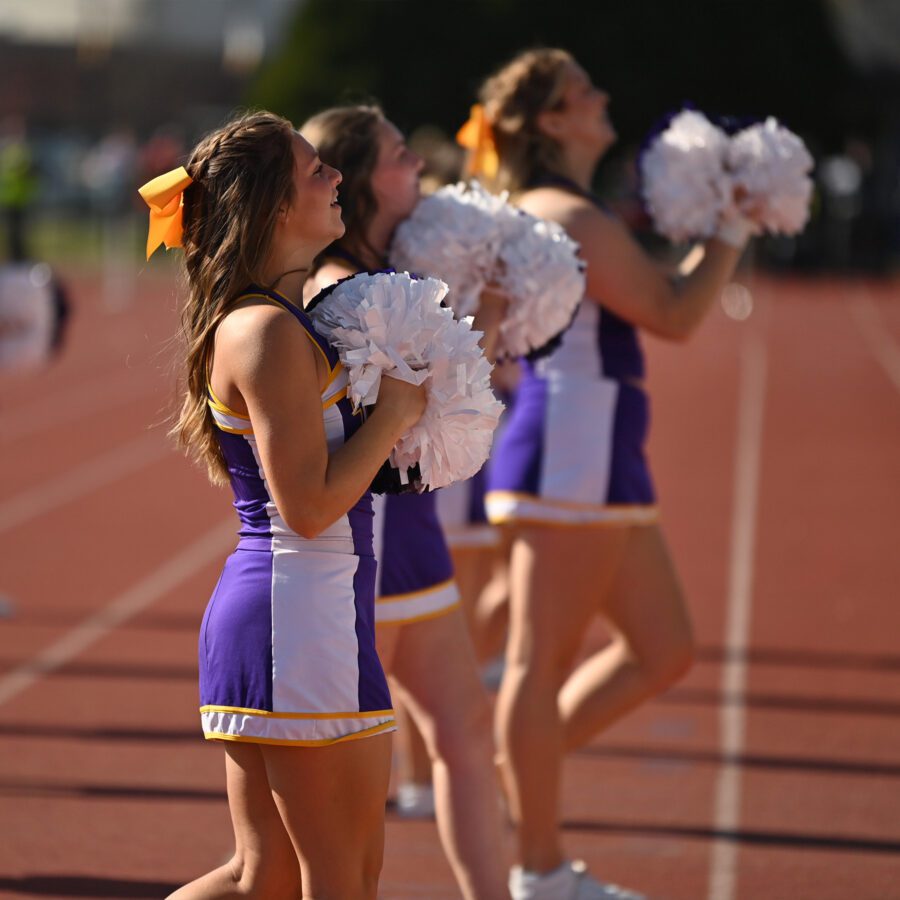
[330,209,346,239]
[597,126,617,156]
[330,221,346,240]
[397,188,420,220]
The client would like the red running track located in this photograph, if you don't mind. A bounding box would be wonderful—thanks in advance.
[0,266,898,899]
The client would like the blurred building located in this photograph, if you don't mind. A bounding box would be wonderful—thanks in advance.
[0,0,301,137]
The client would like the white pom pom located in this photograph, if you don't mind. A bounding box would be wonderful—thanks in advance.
[493,208,585,359]
[309,271,504,490]
[640,110,732,242]
[390,181,506,318]
[726,117,813,236]
[391,180,584,359]
[0,263,58,374]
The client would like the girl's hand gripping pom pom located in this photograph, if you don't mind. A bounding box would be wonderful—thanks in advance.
[377,374,428,433]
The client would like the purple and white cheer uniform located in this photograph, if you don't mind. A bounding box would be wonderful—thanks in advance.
[199,287,394,746]
[320,249,461,627]
[486,185,658,527]
[373,491,460,625]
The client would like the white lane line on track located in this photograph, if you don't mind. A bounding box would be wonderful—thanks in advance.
[0,372,164,443]
[0,432,169,534]
[849,288,900,396]
[0,519,234,709]
[707,302,768,900]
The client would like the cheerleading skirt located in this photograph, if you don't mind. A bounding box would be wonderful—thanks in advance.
[199,537,394,746]
[485,370,659,527]
[373,492,460,625]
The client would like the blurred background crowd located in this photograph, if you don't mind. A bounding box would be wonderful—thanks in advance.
[2,0,900,278]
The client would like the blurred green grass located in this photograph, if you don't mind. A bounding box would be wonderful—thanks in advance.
[1,213,177,272]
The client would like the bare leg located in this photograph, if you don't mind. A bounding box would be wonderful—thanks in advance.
[391,608,511,900]
[393,690,432,788]
[560,524,695,751]
[264,733,392,900]
[379,624,431,811]
[495,525,628,873]
[473,538,513,664]
[452,543,499,662]
[167,743,301,899]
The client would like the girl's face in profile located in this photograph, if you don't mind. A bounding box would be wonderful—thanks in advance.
[370,119,424,223]
[283,132,345,251]
[543,62,616,157]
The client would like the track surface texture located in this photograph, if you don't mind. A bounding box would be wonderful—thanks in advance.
[1,267,898,899]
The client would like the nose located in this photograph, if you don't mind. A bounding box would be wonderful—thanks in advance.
[329,164,342,187]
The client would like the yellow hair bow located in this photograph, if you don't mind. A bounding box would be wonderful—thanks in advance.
[138,166,193,260]
[456,104,499,180]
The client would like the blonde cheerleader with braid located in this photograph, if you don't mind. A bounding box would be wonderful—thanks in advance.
[464,50,755,900]
[141,111,426,900]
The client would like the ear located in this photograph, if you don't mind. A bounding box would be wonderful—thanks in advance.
[536,108,565,142]
[274,200,292,229]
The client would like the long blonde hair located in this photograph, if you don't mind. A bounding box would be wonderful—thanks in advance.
[478,48,573,194]
[171,111,296,485]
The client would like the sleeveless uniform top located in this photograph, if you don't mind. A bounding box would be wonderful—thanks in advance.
[207,285,373,557]
[485,177,658,527]
[526,174,644,383]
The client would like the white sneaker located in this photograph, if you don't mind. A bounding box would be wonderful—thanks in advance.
[509,860,646,900]
[395,782,435,819]
[570,860,646,899]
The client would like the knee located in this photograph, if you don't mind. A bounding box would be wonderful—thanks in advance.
[639,629,695,693]
[316,849,382,900]
[229,851,301,899]
[430,694,495,771]
[505,629,577,689]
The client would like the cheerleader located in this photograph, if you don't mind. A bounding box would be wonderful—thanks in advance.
[302,105,511,900]
[142,111,426,900]
[466,50,754,900]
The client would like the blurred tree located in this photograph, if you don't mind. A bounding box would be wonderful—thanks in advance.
[249,0,860,149]
[249,0,900,271]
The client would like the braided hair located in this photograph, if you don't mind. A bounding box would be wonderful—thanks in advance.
[172,111,296,485]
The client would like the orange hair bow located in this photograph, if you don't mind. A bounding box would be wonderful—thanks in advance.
[456,104,499,180]
[138,166,193,260]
